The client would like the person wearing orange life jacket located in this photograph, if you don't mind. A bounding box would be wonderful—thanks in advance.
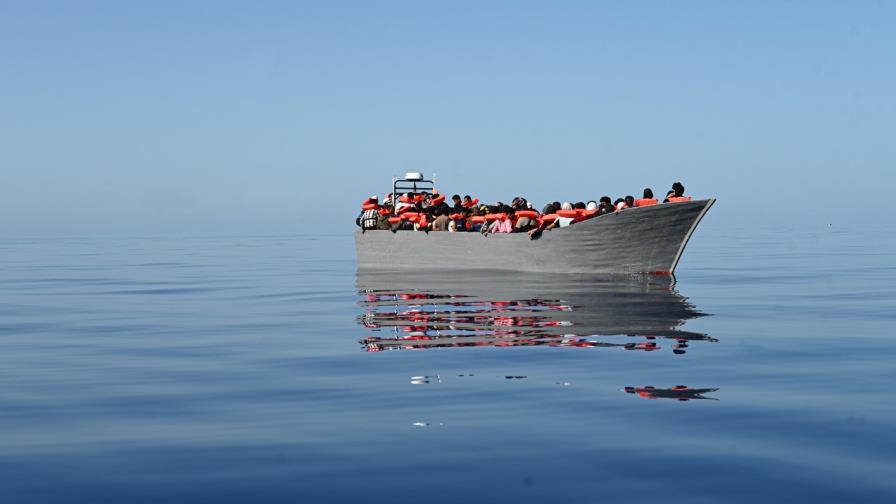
[664,181,692,203]
[356,195,380,231]
[635,188,658,207]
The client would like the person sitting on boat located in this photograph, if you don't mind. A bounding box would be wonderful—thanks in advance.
[431,206,451,231]
[527,202,560,240]
[376,205,393,230]
[357,196,380,231]
[468,205,484,232]
[614,198,627,211]
[451,194,464,211]
[597,196,615,216]
[664,181,692,202]
[624,195,635,208]
[635,188,658,207]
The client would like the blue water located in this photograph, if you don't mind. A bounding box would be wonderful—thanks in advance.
[1,223,894,503]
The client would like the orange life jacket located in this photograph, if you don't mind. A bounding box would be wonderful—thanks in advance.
[556,209,577,218]
[515,210,538,219]
[430,195,445,205]
[362,203,379,211]
[634,198,658,207]
[667,196,692,203]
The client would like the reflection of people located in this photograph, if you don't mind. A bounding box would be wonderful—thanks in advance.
[624,386,718,400]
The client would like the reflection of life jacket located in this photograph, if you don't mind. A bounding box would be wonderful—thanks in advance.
[634,198,658,207]
[667,196,692,203]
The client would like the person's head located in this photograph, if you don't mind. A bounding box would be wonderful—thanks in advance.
[552,201,561,209]
[672,182,685,196]
[369,195,378,204]
[599,196,611,205]
[624,195,635,207]
[586,201,598,212]
[452,194,461,204]
[463,195,472,203]
[574,202,586,210]
[542,203,556,214]
[561,202,573,211]
[643,188,653,199]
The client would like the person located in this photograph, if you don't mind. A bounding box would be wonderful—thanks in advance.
[451,194,464,212]
[665,181,692,202]
[635,188,658,207]
[528,202,559,239]
[597,196,614,216]
[357,195,380,231]
[431,207,450,231]
[614,198,627,211]
[376,205,393,230]
[554,202,576,228]
[624,195,635,208]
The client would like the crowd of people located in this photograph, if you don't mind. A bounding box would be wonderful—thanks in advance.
[356,182,692,240]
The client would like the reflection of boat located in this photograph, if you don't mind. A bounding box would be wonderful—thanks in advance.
[357,271,715,353]
[624,386,720,401]
[355,173,715,274]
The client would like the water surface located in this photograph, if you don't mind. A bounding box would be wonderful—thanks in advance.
[1,224,894,502]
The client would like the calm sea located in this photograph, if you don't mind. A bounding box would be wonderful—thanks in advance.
[1,222,894,503]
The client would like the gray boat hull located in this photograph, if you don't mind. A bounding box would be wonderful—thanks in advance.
[355,199,715,274]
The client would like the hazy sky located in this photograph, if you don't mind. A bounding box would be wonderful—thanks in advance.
[2,1,893,236]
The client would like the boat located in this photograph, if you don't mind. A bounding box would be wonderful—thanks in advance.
[355,173,715,275]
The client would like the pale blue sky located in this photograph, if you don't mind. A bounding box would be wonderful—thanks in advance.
[2,1,894,236]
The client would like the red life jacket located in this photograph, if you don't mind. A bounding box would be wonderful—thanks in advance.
[361,203,380,211]
[634,198,658,207]
[515,210,538,219]
[430,195,445,205]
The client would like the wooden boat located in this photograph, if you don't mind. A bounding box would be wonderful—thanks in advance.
[355,173,714,275]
